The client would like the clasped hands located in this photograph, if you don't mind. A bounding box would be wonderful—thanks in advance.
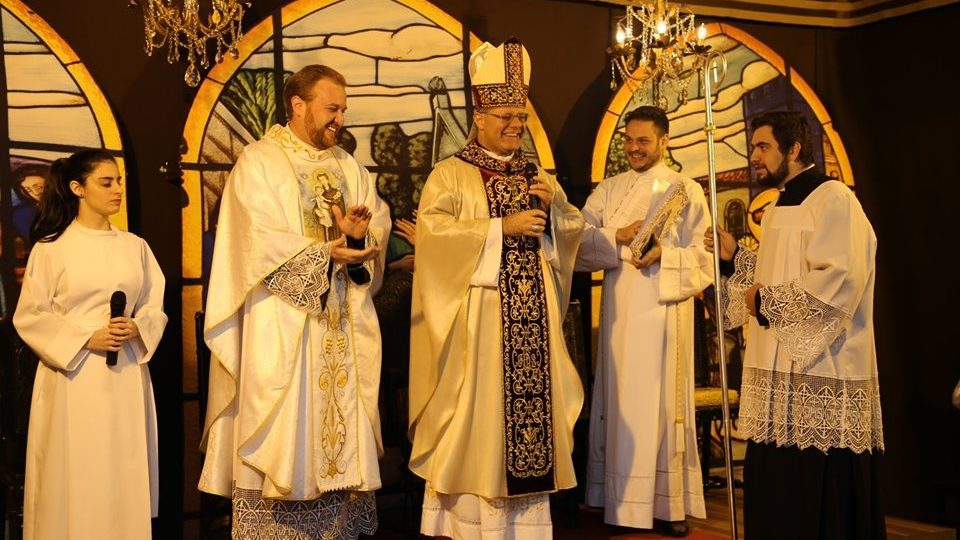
[87,317,140,353]
[330,205,380,264]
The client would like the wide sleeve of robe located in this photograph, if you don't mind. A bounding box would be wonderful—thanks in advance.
[657,178,714,302]
[576,179,622,272]
[129,238,167,364]
[200,143,319,453]
[408,159,491,439]
[539,165,585,315]
[14,242,92,371]
[759,182,876,368]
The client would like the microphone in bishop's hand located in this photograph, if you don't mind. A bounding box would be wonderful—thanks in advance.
[107,290,126,366]
[524,162,540,210]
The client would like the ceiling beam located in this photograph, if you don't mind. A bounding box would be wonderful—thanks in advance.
[581,0,959,27]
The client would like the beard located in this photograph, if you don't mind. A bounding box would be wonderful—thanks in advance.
[308,123,337,149]
[305,109,338,149]
[628,148,662,173]
[756,157,790,188]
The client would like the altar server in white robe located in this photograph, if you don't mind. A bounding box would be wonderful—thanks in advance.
[576,106,713,537]
[14,149,167,540]
[705,110,884,540]
[409,38,585,540]
[199,65,390,540]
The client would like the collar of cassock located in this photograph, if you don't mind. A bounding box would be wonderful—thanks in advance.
[632,161,668,181]
[777,165,833,207]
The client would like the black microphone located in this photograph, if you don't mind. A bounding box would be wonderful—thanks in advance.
[523,162,540,210]
[107,290,126,366]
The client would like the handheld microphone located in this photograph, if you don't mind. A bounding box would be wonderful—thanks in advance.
[523,162,541,210]
[107,290,126,366]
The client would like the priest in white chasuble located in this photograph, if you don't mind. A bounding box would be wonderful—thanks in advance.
[409,37,585,539]
[199,65,391,540]
[576,106,713,537]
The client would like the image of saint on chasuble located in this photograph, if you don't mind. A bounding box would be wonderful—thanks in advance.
[200,121,388,540]
[409,38,585,539]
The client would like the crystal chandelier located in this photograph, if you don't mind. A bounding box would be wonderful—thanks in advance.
[608,0,710,109]
[131,0,250,86]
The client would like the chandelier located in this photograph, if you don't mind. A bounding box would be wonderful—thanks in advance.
[608,0,710,108]
[131,0,250,86]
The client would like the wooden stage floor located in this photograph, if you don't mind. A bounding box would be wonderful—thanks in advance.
[366,484,957,540]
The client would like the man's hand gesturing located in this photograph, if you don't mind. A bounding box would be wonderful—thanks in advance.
[332,205,372,240]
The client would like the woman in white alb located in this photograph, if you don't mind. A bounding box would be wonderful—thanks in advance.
[14,149,167,540]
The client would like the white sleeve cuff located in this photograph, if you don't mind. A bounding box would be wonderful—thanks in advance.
[471,217,503,287]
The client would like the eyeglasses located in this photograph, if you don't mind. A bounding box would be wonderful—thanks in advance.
[481,111,529,124]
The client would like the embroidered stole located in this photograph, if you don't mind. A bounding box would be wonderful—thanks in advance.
[267,124,362,491]
[456,141,555,495]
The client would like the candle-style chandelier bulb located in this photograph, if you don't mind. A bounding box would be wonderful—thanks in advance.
[607,0,716,108]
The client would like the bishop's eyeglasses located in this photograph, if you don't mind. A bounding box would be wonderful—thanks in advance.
[481,111,530,124]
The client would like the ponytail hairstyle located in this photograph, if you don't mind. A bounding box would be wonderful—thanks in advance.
[31,149,116,243]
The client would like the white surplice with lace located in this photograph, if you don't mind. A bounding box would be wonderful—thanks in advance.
[722,180,883,455]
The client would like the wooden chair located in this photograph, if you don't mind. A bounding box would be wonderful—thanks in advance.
[693,294,742,489]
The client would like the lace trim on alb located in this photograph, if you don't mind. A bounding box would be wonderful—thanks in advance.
[722,248,755,330]
[760,280,849,370]
[231,488,377,540]
[737,366,884,454]
[264,242,332,315]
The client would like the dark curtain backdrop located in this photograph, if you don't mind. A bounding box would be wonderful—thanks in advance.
[17,0,960,537]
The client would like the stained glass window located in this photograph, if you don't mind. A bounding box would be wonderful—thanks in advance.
[0,0,125,319]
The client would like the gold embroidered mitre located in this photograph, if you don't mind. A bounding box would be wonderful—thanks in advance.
[469,37,531,109]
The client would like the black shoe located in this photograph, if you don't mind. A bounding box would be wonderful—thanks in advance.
[654,519,689,537]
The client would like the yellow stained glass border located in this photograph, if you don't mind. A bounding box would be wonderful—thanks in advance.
[3,0,127,229]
